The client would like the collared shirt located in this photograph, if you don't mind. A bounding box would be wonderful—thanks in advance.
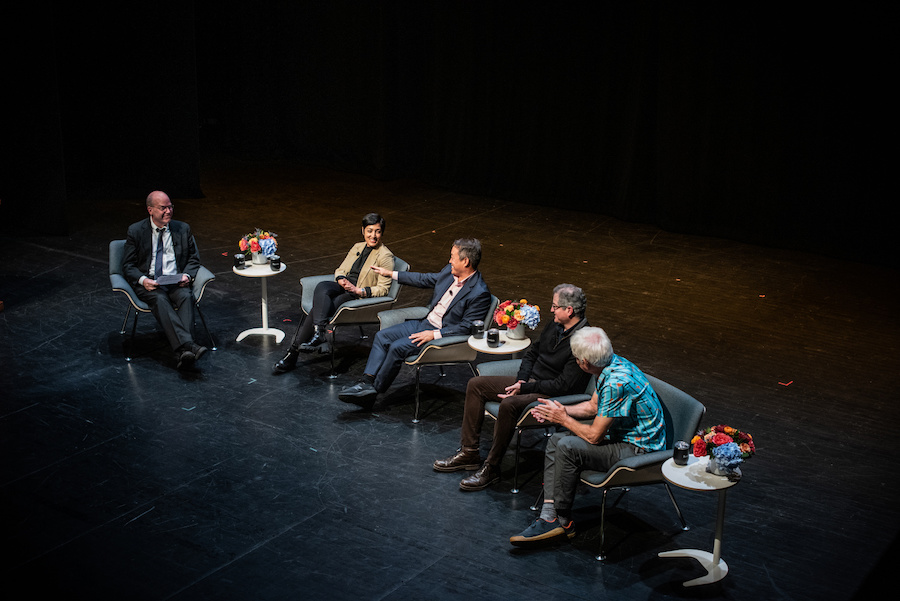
[390,270,473,340]
[596,354,666,451]
[139,220,178,285]
[149,221,177,278]
[426,273,471,328]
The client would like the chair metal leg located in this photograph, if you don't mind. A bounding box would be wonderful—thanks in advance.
[357,325,367,339]
[530,488,544,511]
[596,487,631,561]
[664,482,689,530]
[412,365,422,423]
[328,327,338,379]
[511,428,524,494]
[126,310,140,362]
[195,303,217,351]
[120,306,132,335]
[597,488,609,561]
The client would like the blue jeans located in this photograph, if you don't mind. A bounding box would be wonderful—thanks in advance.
[364,319,434,392]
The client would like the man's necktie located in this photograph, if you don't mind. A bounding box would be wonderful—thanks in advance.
[154,227,165,278]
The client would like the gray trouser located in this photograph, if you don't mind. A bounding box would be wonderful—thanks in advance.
[543,432,640,516]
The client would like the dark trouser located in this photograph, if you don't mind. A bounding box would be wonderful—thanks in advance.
[544,433,641,517]
[364,319,435,392]
[461,375,543,466]
[289,281,356,347]
[135,284,194,351]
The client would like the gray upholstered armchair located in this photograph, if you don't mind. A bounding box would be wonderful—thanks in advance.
[476,358,597,493]
[108,239,216,361]
[578,374,706,560]
[297,257,409,376]
[377,295,499,423]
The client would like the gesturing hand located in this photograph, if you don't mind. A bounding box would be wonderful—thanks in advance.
[530,398,567,425]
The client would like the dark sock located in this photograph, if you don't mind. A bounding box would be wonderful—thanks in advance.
[362,374,375,385]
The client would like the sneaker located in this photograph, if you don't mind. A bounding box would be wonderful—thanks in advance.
[509,518,570,546]
[338,381,377,405]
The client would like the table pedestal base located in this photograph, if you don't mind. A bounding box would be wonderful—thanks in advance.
[658,549,728,587]
[236,327,284,343]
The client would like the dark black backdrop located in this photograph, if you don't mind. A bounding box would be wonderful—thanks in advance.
[1,2,891,265]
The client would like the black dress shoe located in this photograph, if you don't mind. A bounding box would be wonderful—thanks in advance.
[191,344,209,361]
[299,326,327,353]
[176,349,196,371]
[433,448,481,472]
[460,462,500,491]
[273,347,300,373]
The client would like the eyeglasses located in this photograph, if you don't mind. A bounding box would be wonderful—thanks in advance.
[155,205,174,212]
[550,304,570,311]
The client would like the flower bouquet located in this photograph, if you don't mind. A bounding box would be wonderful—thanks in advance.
[239,229,278,264]
[692,424,755,480]
[493,299,540,340]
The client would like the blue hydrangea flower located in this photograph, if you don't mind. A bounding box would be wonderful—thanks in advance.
[259,237,277,257]
[520,304,540,329]
[712,442,743,469]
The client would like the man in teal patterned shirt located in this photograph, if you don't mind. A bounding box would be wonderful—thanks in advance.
[509,326,666,545]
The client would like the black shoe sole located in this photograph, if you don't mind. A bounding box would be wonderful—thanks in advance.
[272,363,296,374]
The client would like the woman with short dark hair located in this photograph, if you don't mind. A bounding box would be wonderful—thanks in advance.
[273,213,393,373]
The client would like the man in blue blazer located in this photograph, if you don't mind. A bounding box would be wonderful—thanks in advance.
[339,238,491,405]
[122,191,207,370]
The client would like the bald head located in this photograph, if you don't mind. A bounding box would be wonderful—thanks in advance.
[146,191,174,227]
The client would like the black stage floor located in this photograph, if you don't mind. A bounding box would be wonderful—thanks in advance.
[2,158,898,600]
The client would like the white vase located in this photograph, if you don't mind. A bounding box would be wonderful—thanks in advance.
[506,323,527,340]
[706,455,740,480]
[251,252,268,265]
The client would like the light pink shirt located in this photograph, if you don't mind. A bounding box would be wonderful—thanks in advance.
[392,271,473,340]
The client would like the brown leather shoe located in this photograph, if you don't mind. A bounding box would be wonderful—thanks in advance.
[433,447,481,472]
[459,461,500,491]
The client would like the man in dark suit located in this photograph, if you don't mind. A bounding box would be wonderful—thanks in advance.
[339,238,491,406]
[122,191,207,370]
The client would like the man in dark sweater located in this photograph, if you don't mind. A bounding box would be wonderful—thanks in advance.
[433,284,591,491]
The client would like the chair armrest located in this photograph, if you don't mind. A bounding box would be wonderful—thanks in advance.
[513,393,593,427]
[338,296,396,310]
[610,449,670,470]
[300,275,335,315]
[192,266,216,303]
[378,306,429,330]
[475,359,521,377]
[110,273,149,311]
[110,273,133,293]
[420,334,469,348]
